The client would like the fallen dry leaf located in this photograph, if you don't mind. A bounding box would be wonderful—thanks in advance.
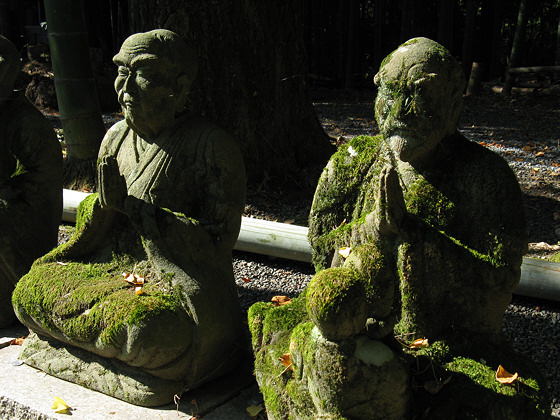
[279,353,293,369]
[410,338,429,349]
[10,336,26,346]
[338,247,351,258]
[495,365,518,384]
[271,296,292,306]
[122,272,145,285]
[247,403,264,417]
[52,396,71,414]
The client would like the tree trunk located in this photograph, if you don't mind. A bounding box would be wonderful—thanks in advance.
[437,0,453,50]
[503,0,528,95]
[128,0,333,189]
[44,0,106,189]
[555,9,560,80]
[344,0,358,89]
[399,0,414,42]
[461,0,476,82]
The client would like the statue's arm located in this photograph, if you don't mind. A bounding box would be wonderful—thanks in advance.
[395,160,527,290]
[309,136,383,270]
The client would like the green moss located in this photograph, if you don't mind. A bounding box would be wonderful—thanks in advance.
[307,267,362,322]
[249,294,312,419]
[405,177,455,229]
[442,357,549,418]
[76,193,99,230]
[12,253,182,345]
[309,135,388,271]
[11,159,26,177]
[548,252,560,263]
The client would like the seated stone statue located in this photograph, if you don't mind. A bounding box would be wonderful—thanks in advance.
[0,35,62,328]
[249,38,548,419]
[12,29,246,406]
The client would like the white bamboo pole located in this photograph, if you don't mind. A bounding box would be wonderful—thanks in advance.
[62,189,560,301]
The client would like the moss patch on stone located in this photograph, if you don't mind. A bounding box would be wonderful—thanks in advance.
[309,134,387,271]
[248,294,311,419]
[12,253,181,345]
[442,357,549,418]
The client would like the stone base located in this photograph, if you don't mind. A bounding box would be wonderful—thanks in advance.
[1,324,262,419]
[21,332,187,407]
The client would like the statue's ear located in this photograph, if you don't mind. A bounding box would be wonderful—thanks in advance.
[175,73,191,111]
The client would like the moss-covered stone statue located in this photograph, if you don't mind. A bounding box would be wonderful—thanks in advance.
[249,38,549,419]
[12,29,246,406]
[0,35,62,328]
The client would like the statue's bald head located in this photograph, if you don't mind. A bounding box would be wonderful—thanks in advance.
[374,38,466,165]
[114,29,198,92]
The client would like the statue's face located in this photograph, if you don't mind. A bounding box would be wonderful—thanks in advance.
[114,42,183,139]
[375,45,460,165]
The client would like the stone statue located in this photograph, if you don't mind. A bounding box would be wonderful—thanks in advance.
[0,35,62,328]
[249,38,549,419]
[12,29,246,407]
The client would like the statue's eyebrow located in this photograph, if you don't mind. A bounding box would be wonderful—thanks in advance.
[130,54,158,69]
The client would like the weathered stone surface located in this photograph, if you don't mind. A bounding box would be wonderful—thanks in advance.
[250,37,549,419]
[0,35,62,328]
[12,29,246,406]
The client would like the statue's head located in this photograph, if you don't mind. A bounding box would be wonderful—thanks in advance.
[374,37,465,165]
[0,35,20,101]
[113,29,198,139]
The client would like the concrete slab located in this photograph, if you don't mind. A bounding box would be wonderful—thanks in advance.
[0,324,263,419]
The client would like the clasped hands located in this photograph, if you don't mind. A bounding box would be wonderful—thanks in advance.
[97,156,128,213]
[366,165,407,238]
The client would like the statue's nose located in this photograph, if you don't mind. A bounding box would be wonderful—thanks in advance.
[122,75,136,93]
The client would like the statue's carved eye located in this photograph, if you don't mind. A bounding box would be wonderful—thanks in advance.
[117,66,129,77]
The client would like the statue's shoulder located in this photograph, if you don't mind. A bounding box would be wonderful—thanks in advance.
[178,116,242,163]
[320,134,385,187]
[99,120,129,156]
[105,120,129,139]
[446,133,519,184]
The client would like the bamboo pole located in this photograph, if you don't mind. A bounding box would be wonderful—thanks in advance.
[61,190,560,301]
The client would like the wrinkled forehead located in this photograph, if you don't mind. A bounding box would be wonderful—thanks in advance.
[380,47,447,85]
[113,34,169,67]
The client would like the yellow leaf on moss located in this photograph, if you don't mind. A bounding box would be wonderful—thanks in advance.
[338,247,351,258]
[271,296,292,306]
[279,353,294,371]
[52,396,71,414]
[122,272,145,286]
[495,365,518,384]
[410,338,429,349]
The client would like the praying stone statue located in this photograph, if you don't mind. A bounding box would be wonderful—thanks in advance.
[249,38,549,419]
[12,29,246,406]
[0,35,62,328]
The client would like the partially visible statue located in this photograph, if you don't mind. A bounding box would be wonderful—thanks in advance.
[12,29,246,406]
[249,38,549,419]
[0,35,62,328]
